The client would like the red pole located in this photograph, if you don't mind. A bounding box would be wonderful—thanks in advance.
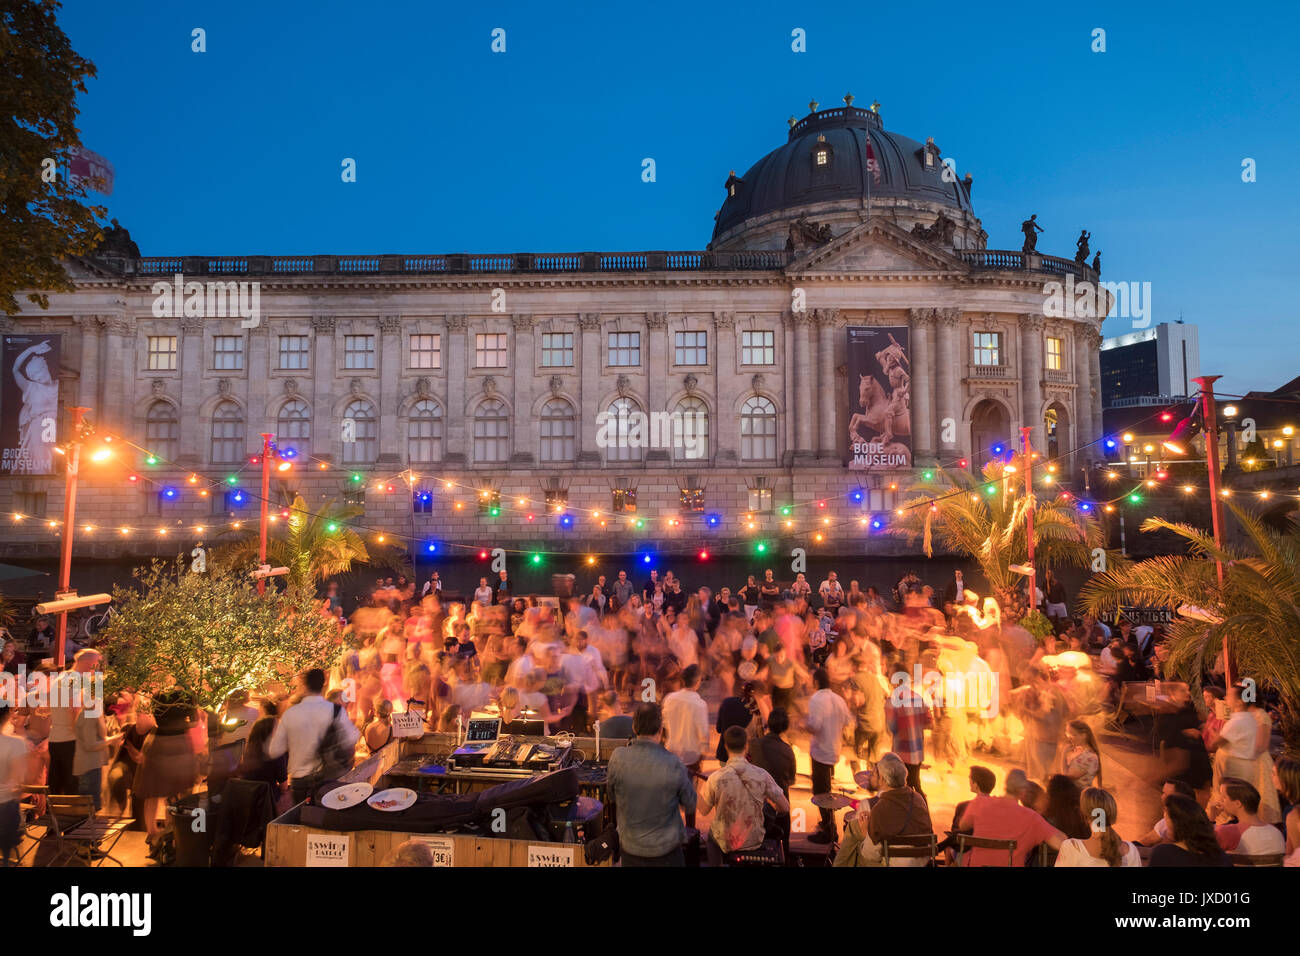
[55,407,89,668]
[258,432,273,595]
[1193,375,1231,685]
[1021,425,1036,615]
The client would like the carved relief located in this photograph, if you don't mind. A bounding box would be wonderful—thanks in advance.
[217,378,232,397]
[752,373,766,392]
[616,374,631,397]
[311,314,336,333]
[511,313,534,331]
[713,311,735,329]
[646,312,668,329]
[151,380,165,397]
[349,378,363,397]
[549,375,563,396]
[445,314,468,331]
[284,378,298,396]
[579,313,602,331]
[416,377,432,398]
[482,376,497,397]
[683,374,698,395]
[379,315,401,333]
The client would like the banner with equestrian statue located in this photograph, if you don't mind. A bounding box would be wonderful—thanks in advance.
[847,326,912,470]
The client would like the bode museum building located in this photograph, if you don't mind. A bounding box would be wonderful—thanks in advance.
[1,98,1109,584]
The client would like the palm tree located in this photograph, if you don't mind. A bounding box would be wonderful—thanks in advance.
[1078,503,1300,755]
[887,453,1117,621]
[213,494,408,591]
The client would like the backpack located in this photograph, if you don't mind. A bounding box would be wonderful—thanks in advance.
[317,703,355,782]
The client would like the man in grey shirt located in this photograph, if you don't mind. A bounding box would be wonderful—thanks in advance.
[605,702,696,866]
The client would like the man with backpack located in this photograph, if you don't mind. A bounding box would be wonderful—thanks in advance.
[268,669,360,804]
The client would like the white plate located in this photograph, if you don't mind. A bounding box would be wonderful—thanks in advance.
[367,787,417,812]
[320,782,373,810]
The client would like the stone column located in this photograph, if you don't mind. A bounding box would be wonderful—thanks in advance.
[73,316,103,418]
[713,311,737,462]
[792,310,815,459]
[510,313,535,464]
[577,313,602,463]
[935,308,961,459]
[1088,328,1104,455]
[1019,313,1046,450]
[311,315,337,463]
[1071,325,1095,461]
[816,308,839,459]
[908,308,935,463]
[377,315,403,464]
[100,316,136,437]
[645,312,669,462]
[246,323,271,437]
[782,311,796,464]
[444,314,468,466]
[175,316,203,464]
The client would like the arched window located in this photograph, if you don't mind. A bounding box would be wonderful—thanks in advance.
[605,397,643,463]
[672,397,709,462]
[210,401,245,464]
[277,399,311,458]
[473,398,509,464]
[539,399,576,463]
[740,396,777,462]
[407,399,443,464]
[145,401,178,464]
[341,399,377,464]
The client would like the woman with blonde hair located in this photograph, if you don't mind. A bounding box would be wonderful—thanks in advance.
[1054,787,1140,866]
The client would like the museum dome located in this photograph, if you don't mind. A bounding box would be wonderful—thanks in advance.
[710,99,979,250]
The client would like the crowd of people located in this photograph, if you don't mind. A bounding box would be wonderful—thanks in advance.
[1,560,1297,869]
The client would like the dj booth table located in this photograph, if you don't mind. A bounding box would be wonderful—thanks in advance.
[265,730,625,867]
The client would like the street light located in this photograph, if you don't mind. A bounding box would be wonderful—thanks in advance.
[255,434,295,595]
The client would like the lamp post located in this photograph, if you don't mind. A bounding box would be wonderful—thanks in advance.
[54,407,91,668]
[1284,426,1295,467]
[1192,375,1231,685]
[257,433,273,595]
[1222,404,1239,473]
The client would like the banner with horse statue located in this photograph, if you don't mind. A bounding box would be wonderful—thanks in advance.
[847,326,911,471]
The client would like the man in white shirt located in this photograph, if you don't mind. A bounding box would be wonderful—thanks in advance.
[47,649,101,794]
[268,668,360,803]
[661,665,709,827]
[0,705,31,865]
[1213,778,1285,856]
[805,668,853,842]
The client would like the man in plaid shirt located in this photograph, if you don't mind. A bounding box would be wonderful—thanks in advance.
[886,669,932,797]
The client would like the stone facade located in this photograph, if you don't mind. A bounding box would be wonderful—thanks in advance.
[0,220,1104,563]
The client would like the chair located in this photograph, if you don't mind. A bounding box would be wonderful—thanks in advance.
[950,831,1017,867]
[1230,853,1284,867]
[1035,841,1058,868]
[13,784,49,865]
[881,833,937,866]
[39,793,133,867]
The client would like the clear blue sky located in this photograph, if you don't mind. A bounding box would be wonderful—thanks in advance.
[57,0,1298,397]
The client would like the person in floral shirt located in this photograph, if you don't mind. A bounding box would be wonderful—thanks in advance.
[698,726,789,865]
[1061,719,1103,789]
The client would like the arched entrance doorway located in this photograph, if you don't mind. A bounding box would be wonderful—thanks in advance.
[1045,402,1071,461]
[970,399,1011,470]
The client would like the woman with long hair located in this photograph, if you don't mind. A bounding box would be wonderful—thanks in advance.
[1148,794,1231,866]
[1054,787,1139,866]
[1043,773,1091,839]
[1062,719,1103,789]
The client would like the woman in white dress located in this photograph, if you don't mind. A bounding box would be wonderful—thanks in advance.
[1209,684,1281,824]
[1054,787,1141,867]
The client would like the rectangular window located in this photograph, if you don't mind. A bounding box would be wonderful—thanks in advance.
[972,331,1001,366]
[741,330,775,365]
[674,330,708,366]
[612,484,637,514]
[412,490,433,514]
[607,331,641,367]
[142,490,161,516]
[475,333,508,368]
[212,335,244,370]
[1046,336,1064,371]
[540,332,574,367]
[15,490,47,519]
[679,487,705,512]
[278,335,309,369]
[344,334,376,370]
[476,490,501,515]
[747,487,774,513]
[409,333,441,369]
[147,336,177,371]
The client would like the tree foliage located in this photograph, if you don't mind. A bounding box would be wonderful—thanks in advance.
[887,454,1121,620]
[211,494,409,592]
[0,0,106,314]
[99,559,342,712]
[1079,503,1300,754]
